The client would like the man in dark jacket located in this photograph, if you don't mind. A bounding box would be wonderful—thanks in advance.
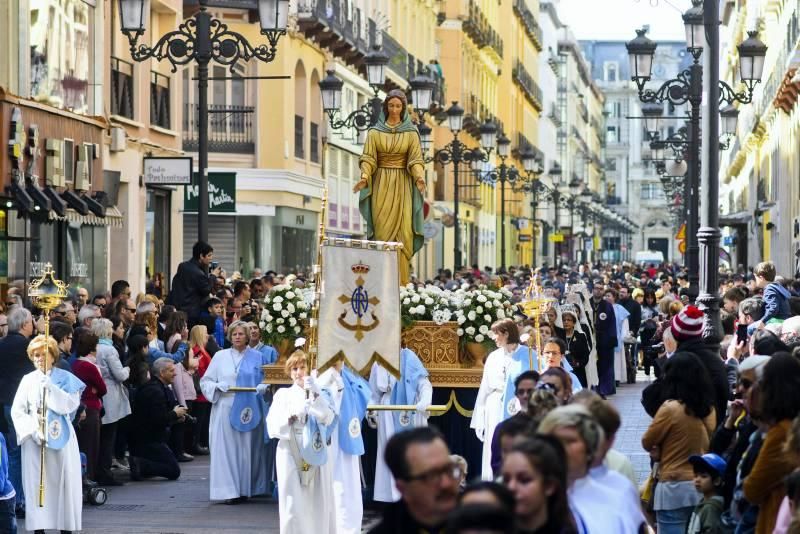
[0,307,33,516]
[591,280,618,396]
[168,241,221,322]
[670,305,729,426]
[368,427,460,534]
[129,357,186,481]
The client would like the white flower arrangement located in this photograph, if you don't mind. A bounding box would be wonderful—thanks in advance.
[448,285,516,346]
[400,284,455,327]
[260,283,309,346]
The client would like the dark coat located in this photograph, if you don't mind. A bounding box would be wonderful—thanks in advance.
[131,377,180,450]
[620,297,642,335]
[167,258,213,319]
[367,500,446,534]
[672,338,730,426]
[0,332,32,406]
[591,299,617,353]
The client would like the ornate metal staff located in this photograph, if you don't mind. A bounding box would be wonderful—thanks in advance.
[28,263,69,507]
[521,276,556,371]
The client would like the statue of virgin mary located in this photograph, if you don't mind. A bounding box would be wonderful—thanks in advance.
[353,89,426,286]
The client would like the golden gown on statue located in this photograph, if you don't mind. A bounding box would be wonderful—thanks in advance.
[358,128,425,285]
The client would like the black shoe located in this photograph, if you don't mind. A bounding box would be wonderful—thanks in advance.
[225,497,245,505]
[176,453,194,463]
[191,446,209,456]
[129,457,143,481]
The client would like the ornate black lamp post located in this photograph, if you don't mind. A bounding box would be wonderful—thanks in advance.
[118,0,289,243]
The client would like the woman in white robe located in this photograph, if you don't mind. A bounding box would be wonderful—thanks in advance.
[199,321,271,503]
[471,319,530,480]
[11,335,84,532]
[266,350,336,534]
[368,349,432,502]
[318,362,362,534]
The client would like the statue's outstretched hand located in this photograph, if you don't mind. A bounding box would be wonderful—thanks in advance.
[353,179,368,193]
[415,178,426,195]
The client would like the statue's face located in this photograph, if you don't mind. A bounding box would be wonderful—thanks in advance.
[386,97,404,122]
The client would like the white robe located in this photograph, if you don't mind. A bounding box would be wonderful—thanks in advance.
[318,368,362,534]
[368,363,432,502]
[199,348,269,501]
[613,313,630,383]
[266,384,336,534]
[471,346,516,480]
[11,370,82,532]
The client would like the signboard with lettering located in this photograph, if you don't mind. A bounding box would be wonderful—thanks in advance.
[144,157,192,185]
[548,233,564,243]
[184,172,236,213]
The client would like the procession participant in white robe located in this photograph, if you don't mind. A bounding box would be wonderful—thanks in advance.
[199,320,271,504]
[368,348,432,502]
[541,337,583,394]
[566,285,599,387]
[318,360,371,534]
[471,319,536,480]
[11,335,85,532]
[603,289,630,386]
[266,350,336,534]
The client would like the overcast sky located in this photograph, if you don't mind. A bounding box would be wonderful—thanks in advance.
[557,0,692,42]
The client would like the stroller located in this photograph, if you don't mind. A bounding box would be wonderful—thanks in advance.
[81,452,107,506]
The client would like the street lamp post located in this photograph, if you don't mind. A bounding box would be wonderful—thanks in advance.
[118,0,289,243]
[578,186,593,263]
[423,103,496,271]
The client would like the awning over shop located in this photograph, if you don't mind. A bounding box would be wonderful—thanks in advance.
[49,205,124,228]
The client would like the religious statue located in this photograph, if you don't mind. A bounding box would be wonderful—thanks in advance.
[354,89,426,286]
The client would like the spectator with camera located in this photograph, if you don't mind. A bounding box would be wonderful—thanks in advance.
[168,241,222,323]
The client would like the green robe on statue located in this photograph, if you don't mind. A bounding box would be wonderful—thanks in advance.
[358,113,425,285]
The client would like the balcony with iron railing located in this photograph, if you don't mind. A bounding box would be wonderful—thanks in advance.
[463,0,503,59]
[514,132,544,162]
[182,103,255,154]
[513,0,543,51]
[111,56,134,119]
[296,0,371,68]
[150,71,171,129]
[463,92,503,142]
[513,60,543,111]
[548,103,562,127]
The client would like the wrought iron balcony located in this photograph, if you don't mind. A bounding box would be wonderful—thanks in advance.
[182,103,255,154]
[150,71,171,129]
[296,0,371,67]
[513,60,543,111]
[111,56,134,119]
[513,0,543,51]
[463,0,503,58]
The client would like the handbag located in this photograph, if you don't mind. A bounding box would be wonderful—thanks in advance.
[640,462,659,514]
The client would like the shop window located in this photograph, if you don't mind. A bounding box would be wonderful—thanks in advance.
[146,189,171,286]
[30,0,94,114]
[310,122,320,163]
[295,115,305,158]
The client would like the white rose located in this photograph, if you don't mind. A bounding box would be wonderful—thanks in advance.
[286,291,295,299]
[412,295,420,303]
[494,300,502,308]
[273,296,283,303]
[266,324,273,332]
[457,328,464,336]
[476,306,483,314]
[475,334,485,343]
[466,326,476,336]
[259,321,266,329]
[485,301,493,309]
[457,315,467,325]
[276,318,285,324]
[272,303,281,312]
[277,325,286,333]
[463,299,472,307]
[264,314,273,321]
[479,325,489,334]
[299,312,308,319]
[484,314,492,322]
[416,305,426,314]
[467,311,476,321]
[403,298,411,305]
[281,310,290,318]
[477,295,487,303]
[287,303,296,313]
[294,326,301,334]
[496,309,506,319]
[289,317,297,326]
[425,298,434,305]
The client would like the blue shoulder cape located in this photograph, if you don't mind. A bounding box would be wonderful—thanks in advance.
[47,368,85,450]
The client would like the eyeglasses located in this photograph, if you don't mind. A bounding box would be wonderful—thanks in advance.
[405,462,463,484]
[537,382,561,394]
[738,378,753,390]
[127,308,136,312]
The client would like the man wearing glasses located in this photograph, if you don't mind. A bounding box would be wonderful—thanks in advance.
[367,427,460,534]
[709,355,768,507]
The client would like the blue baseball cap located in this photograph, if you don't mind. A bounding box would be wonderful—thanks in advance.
[688,453,727,477]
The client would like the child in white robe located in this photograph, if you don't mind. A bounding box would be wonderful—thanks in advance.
[266,350,336,534]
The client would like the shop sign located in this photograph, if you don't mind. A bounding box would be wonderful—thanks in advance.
[423,221,441,240]
[143,157,192,185]
[518,234,532,242]
[548,233,564,243]
[70,263,88,278]
[184,172,236,213]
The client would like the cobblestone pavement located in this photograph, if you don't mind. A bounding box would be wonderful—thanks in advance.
[21,373,653,533]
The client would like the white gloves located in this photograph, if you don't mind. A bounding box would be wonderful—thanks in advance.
[31,430,44,445]
[217,383,230,393]
[415,401,430,414]
[366,411,379,429]
[304,375,322,396]
[256,383,269,395]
